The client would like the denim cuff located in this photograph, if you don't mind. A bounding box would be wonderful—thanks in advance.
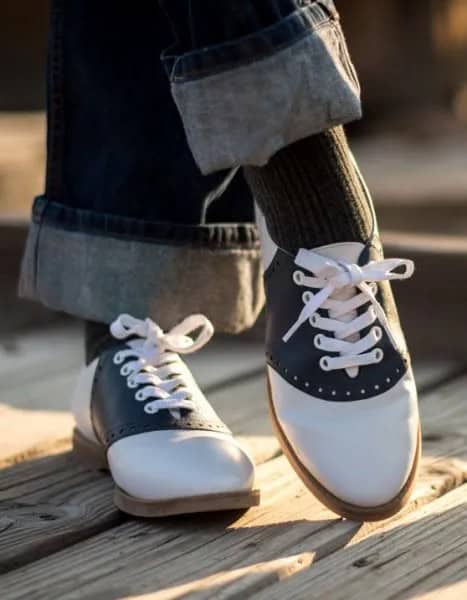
[19,197,264,333]
[162,1,361,174]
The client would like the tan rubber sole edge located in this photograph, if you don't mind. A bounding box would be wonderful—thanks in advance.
[72,428,260,517]
[267,377,421,522]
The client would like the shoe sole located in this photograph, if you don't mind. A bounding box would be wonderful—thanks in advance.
[72,428,260,517]
[267,377,421,522]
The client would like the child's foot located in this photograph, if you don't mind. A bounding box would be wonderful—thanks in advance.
[72,314,259,517]
[259,212,420,521]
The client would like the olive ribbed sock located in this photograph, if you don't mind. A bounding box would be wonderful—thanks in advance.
[244,127,375,253]
[84,320,115,365]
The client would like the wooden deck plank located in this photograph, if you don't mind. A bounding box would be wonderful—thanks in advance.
[0,326,265,411]
[0,405,73,467]
[0,433,282,576]
[0,452,121,575]
[253,484,467,600]
[0,329,270,465]
[2,359,464,484]
[0,323,459,411]
[0,325,81,381]
[1,450,464,600]
[0,374,275,467]
[0,355,457,466]
[414,361,465,392]
[0,336,465,596]
[0,372,278,574]
[0,452,298,581]
[1,373,467,597]
[416,580,467,600]
[1,359,461,472]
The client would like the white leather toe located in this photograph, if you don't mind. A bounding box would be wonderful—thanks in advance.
[107,430,255,501]
[269,367,419,507]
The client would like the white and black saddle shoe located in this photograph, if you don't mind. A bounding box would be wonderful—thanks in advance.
[72,314,259,517]
[258,212,420,521]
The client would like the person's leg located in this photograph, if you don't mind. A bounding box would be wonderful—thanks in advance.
[160,0,419,521]
[244,127,374,252]
[20,0,263,337]
[161,0,371,254]
[20,0,261,517]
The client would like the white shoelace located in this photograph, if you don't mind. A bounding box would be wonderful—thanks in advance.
[283,249,414,376]
[110,314,214,418]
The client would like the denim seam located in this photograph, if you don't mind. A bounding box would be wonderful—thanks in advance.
[173,20,332,83]
[163,2,337,82]
[32,197,260,250]
[38,222,261,254]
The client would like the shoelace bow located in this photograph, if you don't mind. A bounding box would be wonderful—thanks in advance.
[110,314,214,418]
[283,249,414,375]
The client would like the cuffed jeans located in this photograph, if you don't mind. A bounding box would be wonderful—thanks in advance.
[19,0,361,333]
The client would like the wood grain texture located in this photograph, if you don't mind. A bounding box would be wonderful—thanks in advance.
[0,450,121,573]
[0,405,73,467]
[254,484,467,600]
[0,378,278,574]
[1,450,465,600]
[0,455,305,597]
[0,433,465,598]
[0,337,271,576]
[0,427,282,577]
[0,350,466,597]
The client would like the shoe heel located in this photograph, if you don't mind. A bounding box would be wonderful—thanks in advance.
[72,428,108,470]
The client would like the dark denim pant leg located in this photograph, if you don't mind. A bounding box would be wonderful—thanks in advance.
[160,0,362,174]
[19,0,264,333]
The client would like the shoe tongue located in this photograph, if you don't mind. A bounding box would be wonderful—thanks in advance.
[127,337,178,366]
[309,242,367,379]
[312,242,365,265]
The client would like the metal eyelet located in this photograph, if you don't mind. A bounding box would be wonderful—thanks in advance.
[127,378,138,389]
[373,326,383,340]
[293,270,304,285]
[374,348,384,362]
[302,291,313,303]
[309,313,319,327]
[113,352,124,365]
[320,356,331,371]
[144,404,155,414]
[314,334,323,349]
[120,364,131,376]
[135,390,145,401]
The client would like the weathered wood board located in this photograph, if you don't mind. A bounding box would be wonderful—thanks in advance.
[0,327,467,599]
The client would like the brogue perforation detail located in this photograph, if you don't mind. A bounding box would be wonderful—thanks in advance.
[90,315,231,448]
[265,249,411,402]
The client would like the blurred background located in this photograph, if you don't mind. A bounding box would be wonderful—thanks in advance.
[1,0,467,355]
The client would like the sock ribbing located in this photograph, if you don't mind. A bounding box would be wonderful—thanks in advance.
[244,127,374,253]
[84,320,114,365]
